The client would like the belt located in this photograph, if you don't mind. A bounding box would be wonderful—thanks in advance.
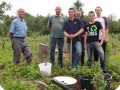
[13,37,25,39]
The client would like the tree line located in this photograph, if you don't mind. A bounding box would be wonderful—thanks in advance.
[0,1,120,37]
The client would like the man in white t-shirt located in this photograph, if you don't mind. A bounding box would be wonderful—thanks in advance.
[94,6,109,61]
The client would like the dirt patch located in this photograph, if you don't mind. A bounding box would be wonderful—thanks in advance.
[75,77,81,90]
[32,80,46,90]
[0,64,5,71]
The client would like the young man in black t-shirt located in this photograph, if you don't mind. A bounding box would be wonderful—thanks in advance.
[84,11,105,69]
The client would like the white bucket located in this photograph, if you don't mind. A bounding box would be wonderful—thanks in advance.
[38,62,52,77]
[116,85,120,90]
[0,85,4,90]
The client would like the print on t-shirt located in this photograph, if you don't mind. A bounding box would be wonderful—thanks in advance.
[88,25,97,36]
[85,21,102,43]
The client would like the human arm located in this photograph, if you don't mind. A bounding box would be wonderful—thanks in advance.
[9,32,13,41]
[47,16,52,33]
[102,16,109,42]
[84,31,87,50]
[104,28,109,42]
[64,28,84,39]
[99,28,105,47]
[72,28,84,38]
[48,27,51,33]
[9,20,15,42]
[72,19,85,38]
[64,31,71,39]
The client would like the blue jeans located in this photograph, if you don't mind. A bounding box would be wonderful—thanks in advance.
[50,38,64,67]
[87,42,105,69]
[67,41,82,68]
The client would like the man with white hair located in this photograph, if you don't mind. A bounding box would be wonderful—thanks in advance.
[9,8,32,64]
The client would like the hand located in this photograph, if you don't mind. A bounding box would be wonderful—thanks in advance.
[98,42,103,47]
[48,29,51,33]
[104,37,108,42]
[69,34,74,39]
[84,44,87,50]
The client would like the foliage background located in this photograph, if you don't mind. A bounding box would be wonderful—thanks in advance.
[0,1,120,90]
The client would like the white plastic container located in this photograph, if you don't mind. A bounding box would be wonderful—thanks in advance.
[116,85,120,90]
[53,76,77,85]
[38,62,52,77]
[0,85,4,90]
[53,76,77,89]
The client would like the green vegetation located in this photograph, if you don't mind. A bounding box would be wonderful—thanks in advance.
[1,1,120,37]
[0,0,120,89]
[0,34,120,90]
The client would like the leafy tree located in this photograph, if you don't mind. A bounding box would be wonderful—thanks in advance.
[83,15,89,23]
[108,14,120,33]
[0,1,12,49]
[73,0,84,14]
[0,1,12,20]
[0,1,12,37]
[25,13,49,36]
[25,12,36,35]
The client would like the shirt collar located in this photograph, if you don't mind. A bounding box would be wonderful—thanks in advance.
[18,17,24,21]
[68,18,76,22]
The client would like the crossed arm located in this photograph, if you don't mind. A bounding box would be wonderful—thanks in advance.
[64,28,84,39]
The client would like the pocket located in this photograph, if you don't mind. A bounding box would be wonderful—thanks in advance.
[11,39,14,49]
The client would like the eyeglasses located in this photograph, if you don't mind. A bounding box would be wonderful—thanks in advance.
[89,15,95,17]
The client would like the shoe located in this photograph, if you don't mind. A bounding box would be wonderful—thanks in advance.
[71,67,77,71]
[27,59,32,65]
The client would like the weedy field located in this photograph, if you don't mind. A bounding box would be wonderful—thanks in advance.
[0,34,120,90]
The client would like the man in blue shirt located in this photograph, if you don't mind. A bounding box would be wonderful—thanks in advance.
[9,8,32,64]
[63,8,84,68]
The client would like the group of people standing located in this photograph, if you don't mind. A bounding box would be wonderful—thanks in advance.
[47,6,109,70]
[9,6,109,70]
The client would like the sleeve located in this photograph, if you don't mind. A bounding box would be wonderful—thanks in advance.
[101,20,105,29]
[105,21,109,29]
[104,17,109,29]
[98,22,103,29]
[78,19,84,29]
[83,19,87,27]
[84,24,88,32]
[63,21,67,32]
[9,20,15,33]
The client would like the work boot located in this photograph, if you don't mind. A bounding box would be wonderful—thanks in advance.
[27,59,32,65]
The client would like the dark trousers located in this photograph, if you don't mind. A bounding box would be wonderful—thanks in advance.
[81,37,85,65]
[12,38,32,64]
[50,38,64,67]
[94,41,107,61]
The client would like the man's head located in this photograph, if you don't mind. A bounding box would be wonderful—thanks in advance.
[88,11,95,21]
[76,9,82,18]
[17,8,25,19]
[55,6,62,16]
[68,7,75,18]
[95,6,102,17]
